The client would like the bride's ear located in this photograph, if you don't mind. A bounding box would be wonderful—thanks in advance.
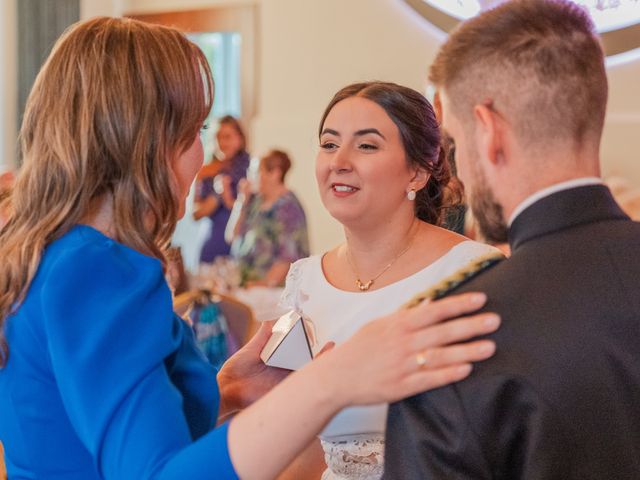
[409,168,430,192]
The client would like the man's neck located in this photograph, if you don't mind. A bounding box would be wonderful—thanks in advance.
[496,139,601,220]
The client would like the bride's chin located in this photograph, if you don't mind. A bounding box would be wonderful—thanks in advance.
[327,209,364,227]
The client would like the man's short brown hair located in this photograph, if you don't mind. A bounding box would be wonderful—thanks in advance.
[430,0,608,151]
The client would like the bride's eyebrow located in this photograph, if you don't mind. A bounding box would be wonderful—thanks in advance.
[354,128,385,140]
[320,128,386,140]
[320,128,340,137]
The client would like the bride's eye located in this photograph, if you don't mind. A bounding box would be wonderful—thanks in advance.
[358,143,378,151]
[320,142,338,151]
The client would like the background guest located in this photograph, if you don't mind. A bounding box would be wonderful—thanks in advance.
[194,115,250,263]
[226,149,309,287]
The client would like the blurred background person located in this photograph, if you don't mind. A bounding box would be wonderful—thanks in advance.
[226,149,309,287]
[194,115,250,264]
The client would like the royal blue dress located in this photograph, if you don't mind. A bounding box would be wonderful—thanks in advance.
[0,225,238,479]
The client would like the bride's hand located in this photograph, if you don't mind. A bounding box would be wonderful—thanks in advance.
[218,321,290,416]
[312,292,499,407]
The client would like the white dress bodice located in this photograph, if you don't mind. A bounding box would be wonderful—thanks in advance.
[280,240,500,479]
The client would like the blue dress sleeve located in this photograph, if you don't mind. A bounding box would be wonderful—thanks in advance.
[41,235,238,479]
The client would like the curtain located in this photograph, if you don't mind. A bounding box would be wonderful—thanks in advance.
[17,0,79,162]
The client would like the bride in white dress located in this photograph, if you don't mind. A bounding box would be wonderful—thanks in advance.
[279,81,501,480]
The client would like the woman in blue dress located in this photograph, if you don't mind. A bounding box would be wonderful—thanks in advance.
[0,17,500,480]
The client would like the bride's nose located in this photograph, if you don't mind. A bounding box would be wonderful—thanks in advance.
[330,147,353,173]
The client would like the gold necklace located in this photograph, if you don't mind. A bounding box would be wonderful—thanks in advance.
[346,223,418,292]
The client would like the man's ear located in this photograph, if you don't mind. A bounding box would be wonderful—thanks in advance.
[473,103,504,167]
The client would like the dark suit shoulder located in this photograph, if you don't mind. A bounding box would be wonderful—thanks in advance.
[410,217,640,478]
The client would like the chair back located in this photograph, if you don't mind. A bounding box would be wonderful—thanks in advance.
[173,290,255,366]
[216,293,255,345]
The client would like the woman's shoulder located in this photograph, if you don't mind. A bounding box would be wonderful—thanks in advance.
[276,190,305,210]
[273,191,308,224]
[41,225,166,296]
[230,150,250,175]
[412,225,502,274]
[417,223,498,256]
[285,254,320,281]
[447,238,502,258]
[279,254,321,309]
[38,225,173,332]
[430,239,503,278]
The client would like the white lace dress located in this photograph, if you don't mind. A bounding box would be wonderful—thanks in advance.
[280,241,500,480]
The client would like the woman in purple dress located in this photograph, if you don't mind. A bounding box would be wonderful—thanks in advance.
[226,149,310,287]
[194,115,250,263]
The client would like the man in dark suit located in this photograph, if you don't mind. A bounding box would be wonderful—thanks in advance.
[383,1,640,479]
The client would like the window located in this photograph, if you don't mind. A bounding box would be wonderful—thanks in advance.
[420,0,640,32]
[405,0,640,56]
[187,32,242,163]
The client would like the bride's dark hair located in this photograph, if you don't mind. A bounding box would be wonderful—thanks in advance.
[318,81,461,225]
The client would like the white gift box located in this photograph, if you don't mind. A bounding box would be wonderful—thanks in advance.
[260,310,314,370]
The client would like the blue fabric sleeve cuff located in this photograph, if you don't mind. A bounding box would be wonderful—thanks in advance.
[218,421,239,479]
[157,421,239,479]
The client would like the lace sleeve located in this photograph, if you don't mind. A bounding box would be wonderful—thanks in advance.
[278,257,309,311]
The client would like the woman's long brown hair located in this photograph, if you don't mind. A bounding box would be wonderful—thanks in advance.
[0,17,214,367]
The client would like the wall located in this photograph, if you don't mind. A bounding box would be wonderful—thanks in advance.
[123,0,448,252]
[80,0,125,17]
[0,0,122,172]
[601,58,640,183]
[127,0,640,253]
[0,0,17,172]
[251,0,446,253]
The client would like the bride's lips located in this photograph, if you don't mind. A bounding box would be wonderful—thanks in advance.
[331,183,360,197]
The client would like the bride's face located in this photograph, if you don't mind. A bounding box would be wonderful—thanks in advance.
[316,96,416,227]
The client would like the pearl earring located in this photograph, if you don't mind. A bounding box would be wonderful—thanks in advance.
[407,189,416,201]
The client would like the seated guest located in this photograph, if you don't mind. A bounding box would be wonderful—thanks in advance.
[226,149,309,287]
[194,115,250,263]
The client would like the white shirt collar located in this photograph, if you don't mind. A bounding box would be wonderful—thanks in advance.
[508,177,603,226]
